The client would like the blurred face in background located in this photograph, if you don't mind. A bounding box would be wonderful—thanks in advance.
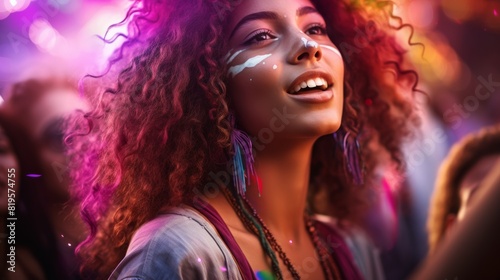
[9,86,89,203]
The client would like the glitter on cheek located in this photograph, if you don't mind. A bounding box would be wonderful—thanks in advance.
[320,44,342,58]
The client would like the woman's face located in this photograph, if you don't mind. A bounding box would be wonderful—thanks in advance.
[225,0,344,143]
[22,88,89,202]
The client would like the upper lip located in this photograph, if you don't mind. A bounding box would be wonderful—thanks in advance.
[286,70,334,94]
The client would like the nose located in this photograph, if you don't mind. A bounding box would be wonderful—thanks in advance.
[287,35,323,64]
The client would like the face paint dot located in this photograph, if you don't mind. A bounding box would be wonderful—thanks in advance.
[273,64,277,70]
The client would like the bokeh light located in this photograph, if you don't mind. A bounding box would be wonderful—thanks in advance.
[28,18,69,56]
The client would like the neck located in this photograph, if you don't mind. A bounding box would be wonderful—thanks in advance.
[245,138,315,242]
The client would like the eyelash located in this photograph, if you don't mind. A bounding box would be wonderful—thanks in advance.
[305,23,327,35]
[243,29,276,45]
[242,23,328,46]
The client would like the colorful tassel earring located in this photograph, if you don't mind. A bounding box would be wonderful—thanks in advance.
[231,128,262,197]
[333,129,364,185]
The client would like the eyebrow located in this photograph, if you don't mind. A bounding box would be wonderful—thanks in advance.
[229,6,320,40]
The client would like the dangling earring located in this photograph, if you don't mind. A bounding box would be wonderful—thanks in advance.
[333,128,364,185]
[231,122,262,197]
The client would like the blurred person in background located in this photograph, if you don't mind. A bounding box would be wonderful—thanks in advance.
[412,131,500,279]
[0,78,89,279]
[420,124,500,278]
[427,124,500,255]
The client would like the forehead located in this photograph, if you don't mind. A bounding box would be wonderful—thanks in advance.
[227,0,316,28]
[28,89,89,138]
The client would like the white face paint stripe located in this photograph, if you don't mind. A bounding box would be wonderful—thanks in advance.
[301,37,318,49]
[226,49,245,64]
[223,49,234,61]
[228,54,272,78]
[320,44,342,58]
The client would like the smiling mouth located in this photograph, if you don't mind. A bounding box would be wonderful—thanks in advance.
[289,78,330,94]
[287,71,334,95]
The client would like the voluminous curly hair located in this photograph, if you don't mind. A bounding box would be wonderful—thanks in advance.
[66,0,421,277]
[427,125,500,255]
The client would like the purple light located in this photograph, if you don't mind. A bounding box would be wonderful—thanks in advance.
[197,258,201,263]
[220,266,227,272]
[27,174,42,178]
[2,0,31,14]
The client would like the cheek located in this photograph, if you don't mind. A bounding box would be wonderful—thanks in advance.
[226,55,285,133]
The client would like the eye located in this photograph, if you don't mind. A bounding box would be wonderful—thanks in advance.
[244,29,276,45]
[305,23,327,36]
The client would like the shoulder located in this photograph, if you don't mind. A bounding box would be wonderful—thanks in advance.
[109,207,239,280]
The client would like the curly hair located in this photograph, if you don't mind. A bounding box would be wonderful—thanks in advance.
[427,125,500,255]
[66,0,421,277]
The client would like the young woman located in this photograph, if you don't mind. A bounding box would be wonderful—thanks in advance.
[68,0,420,279]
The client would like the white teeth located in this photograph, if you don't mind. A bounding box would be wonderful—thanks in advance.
[290,77,330,93]
[314,78,324,86]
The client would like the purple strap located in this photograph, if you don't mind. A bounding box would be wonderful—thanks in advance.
[315,220,365,280]
[193,198,257,280]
